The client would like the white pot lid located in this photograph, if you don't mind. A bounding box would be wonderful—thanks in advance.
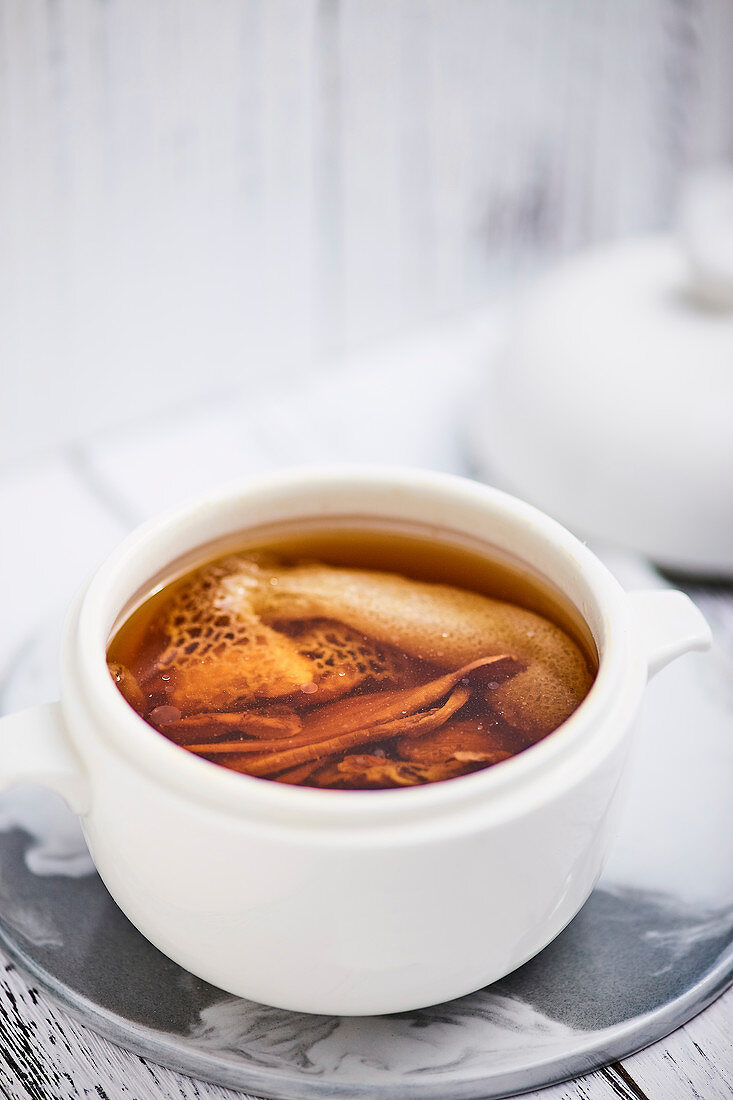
[470,174,733,575]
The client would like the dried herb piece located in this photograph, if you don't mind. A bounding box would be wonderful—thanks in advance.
[207,685,472,778]
[398,718,525,765]
[182,654,520,757]
[109,663,145,712]
[313,754,477,788]
[169,708,302,744]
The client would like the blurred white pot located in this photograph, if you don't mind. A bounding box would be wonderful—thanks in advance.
[471,169,733,576]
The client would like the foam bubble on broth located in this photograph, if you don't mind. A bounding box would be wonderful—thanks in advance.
[106,534,596,790]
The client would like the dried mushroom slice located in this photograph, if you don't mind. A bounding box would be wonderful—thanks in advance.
[157,555,419,712]
[164,707,303,745]
[157,559,313,709]
[398,718,518,766]
[281,618,417,698]
[313,754,476,789]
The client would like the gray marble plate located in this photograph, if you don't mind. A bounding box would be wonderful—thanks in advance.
[0,563,731,1099]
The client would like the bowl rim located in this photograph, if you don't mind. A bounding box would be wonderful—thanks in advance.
[64,466,647,829]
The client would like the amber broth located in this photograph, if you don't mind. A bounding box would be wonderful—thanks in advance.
[107,519,597,789]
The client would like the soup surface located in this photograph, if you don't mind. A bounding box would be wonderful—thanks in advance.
[107,522,596,789]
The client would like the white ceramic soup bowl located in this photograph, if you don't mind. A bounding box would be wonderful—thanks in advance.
[0,468,711,1016]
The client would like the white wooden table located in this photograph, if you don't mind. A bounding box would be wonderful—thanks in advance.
[0,316,731,1099]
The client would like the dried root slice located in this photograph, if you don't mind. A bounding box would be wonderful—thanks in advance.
[182,655,517,759]
[289,654,520,747]
[313,754,477,789]
[398,718,522,766]
[182,654,526,786]
[267,722,516,787]
[109,663,145,712]
[166,708,302,746]
[191,685,471,776]
[272,760,325,786]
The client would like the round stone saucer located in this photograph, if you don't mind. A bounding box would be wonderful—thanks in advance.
[0,561,731,1099]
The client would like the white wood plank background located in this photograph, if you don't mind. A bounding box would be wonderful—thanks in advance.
[2,0,733,466]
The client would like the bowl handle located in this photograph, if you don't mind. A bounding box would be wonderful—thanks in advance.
[626,589,712,678]
[0,703,90,814]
